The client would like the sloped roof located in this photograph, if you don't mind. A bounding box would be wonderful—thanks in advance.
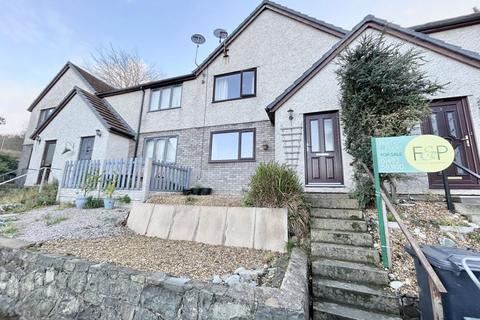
[30,87,134,140]
[28,62,114,112]
[412,12,480,33]
[192,0,347,75]
[265,15,480,121]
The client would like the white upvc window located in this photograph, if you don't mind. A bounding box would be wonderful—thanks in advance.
[144,136,178,163]
[149,85,182,111]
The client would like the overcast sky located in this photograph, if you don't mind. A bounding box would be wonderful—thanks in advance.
[0,0,478,135]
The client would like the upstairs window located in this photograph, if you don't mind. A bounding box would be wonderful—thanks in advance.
[144,136,178,163]
[210,129,255,162]
[37,107,55,127]
[213,69,256,102]
[149,85,182,111]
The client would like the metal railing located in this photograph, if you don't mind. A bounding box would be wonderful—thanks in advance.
[442,161,480,212]
[359,161,447,320]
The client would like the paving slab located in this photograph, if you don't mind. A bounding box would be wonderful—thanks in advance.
[224,207,255,249]
[0,236,31,249]
[145,205,175,239]
[126,203,155,235]
[194,206,228,245]
[254,208,288,252]
[168,206,200,241]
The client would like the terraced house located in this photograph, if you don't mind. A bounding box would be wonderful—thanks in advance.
[19,1,480,198]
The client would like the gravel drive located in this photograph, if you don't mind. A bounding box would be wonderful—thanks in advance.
[40,235,280,280]
[11,206,129,243]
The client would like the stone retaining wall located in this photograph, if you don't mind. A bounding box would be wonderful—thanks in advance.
[0,245,308,319]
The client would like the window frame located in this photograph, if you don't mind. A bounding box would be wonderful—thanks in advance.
[148,85,183,112]
[142,135,179,163]
[212,68,257,103]
[37,107,56,127]
[209,128,256,163]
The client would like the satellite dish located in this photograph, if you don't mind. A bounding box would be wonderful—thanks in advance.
[191,34,206,45]
[213,28,228,42]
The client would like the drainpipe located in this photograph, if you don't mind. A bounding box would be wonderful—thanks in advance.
[133,86,146,157]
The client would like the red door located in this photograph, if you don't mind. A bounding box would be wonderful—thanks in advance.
[304,111,343,185]
[421,98,480,189]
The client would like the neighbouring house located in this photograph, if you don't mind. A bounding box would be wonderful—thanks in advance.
[18,1,480,198]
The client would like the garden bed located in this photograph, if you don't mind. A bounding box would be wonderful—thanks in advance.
[147,194,243,207]
[366,200,480,296]
[38,234,287,285]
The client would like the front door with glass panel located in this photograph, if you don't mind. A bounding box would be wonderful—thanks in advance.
[37,140,56,184]
[421,98,480,188]
[305,111,343,185]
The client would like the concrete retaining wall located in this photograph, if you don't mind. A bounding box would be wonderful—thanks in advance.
[0,245,309,319]
[127,204,288,252]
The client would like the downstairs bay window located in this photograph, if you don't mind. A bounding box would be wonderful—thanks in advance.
[210,129,255,162]
[144,136,178,163]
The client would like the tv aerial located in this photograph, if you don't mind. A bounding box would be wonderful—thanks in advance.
[191,33,206,67]
[214,28,229,57]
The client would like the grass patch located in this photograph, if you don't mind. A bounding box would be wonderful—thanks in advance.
[43,213,68,226]
[0,182,58,213]
[0,223,20,237]
[431,217,470,228]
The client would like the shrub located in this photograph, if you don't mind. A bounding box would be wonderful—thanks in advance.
[243,162,309,239]
[336,34,442,205]
[84,197,103,209]
[117,195,131,204]
[0,181,58,213]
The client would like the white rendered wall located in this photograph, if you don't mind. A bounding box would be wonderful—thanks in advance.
[429,24,480,53]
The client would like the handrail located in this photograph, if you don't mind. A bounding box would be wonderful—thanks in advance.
[452,161,480,180]
[359,161,447,293]
[0,168,20,179]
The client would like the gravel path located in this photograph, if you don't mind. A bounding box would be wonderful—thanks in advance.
[40,235,279,280]
[10,206,129,243]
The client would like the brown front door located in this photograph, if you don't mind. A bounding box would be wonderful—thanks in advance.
[37,140,56,184]
[305,111,343,185]
[421,98,480,189]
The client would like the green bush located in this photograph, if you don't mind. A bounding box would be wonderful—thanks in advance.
[243,162,309,239]
[0,153,17,177]
[0,181,58,213]
[117,195,131,204]
[84,197,103,209]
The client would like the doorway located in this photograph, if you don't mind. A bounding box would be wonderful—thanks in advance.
[37,140,56,184]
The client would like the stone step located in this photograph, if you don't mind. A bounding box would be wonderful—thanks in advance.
[312,258,389,286]
[313,278,400,315]
[306,193,352,200]
[311,218,367,232]
[452,195,480,205]
[313,301,402,320]
[311,230,372,247]
[311,208,363,220]
[308,197,360,209]
[311,243,380,265]
[454,203,480,223]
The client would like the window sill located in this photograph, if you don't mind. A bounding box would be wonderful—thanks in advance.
[147,106,181,113]
[208,159,256,164]
[212,95,256,104]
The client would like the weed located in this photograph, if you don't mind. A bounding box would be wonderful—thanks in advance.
[0,223,19,237]
[185,196,197,204]
[424,191,440,202]
[84,197,103,209]
[431,217,469,228]
[387,213,395,222]
[264,252,276,264]
[467,232,480,244]
[43,213,68,226]
[117,195,131,204]
[0,181,58,213]
[285,239,296,254]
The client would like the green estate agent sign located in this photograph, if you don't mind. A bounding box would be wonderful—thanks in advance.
[371,135,454,268]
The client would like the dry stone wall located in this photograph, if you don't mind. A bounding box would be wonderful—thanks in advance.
[0,245,308,319]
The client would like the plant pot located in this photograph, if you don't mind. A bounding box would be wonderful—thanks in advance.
[182,188,192,195]
[200,188,212,195]
[191,188,201,195]
[75,196,88,209]
[103,198,115,210]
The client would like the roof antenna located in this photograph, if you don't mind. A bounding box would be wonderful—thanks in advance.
[214,28,229,57]
[191,33,206,67]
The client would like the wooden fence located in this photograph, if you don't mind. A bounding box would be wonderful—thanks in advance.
[150,161,192,192]
[61,158,144,190]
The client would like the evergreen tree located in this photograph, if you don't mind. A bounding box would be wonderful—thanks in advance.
[336,34,442,205]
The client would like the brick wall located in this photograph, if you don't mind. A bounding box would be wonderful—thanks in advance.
[137,120,275,195]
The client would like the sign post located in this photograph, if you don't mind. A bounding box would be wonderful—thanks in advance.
[371,134,454,268]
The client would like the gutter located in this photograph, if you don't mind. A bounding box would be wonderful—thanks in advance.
[133,86,146,157]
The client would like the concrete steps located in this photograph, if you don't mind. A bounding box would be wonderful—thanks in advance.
[308,193,400,319]
[313,278,400,315]
[311,230,373,247]
[311,243,380,265]
[312,218,367,232]
[454,203,480,223]
[311,208,363,220]
[312,258,389,286]
[313,302,402,320]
